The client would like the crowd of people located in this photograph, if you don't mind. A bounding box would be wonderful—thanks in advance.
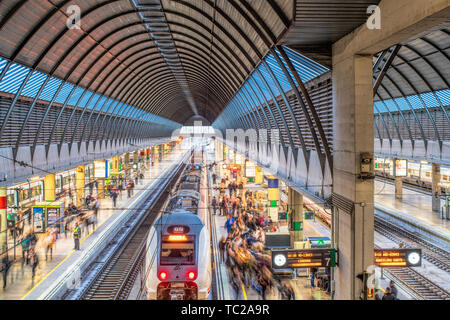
[211,164,295,300]
[0,167,150,290]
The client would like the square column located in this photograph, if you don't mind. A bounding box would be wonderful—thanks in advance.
[332,54,374,300]
[288,187,303,248]
[44,173,56,202]
[76,165,85,207]
[0,186,6,254]
[432,163,441,212]
[395,177,402,199]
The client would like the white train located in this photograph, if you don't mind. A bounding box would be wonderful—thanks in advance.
[375,157,450,191]
[145,163,212,300]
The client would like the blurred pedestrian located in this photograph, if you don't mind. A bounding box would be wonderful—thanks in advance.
[1,252,10,289]
[73,222,81,250]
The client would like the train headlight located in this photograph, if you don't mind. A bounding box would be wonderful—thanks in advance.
[188,271,196,280]
[407,252,420,266]
[273,253,287,267]
[159,271,168,280]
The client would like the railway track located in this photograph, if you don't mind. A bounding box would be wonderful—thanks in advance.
[373,215,450,300]
[383,263,450,300]
[78,160,187,300]
[375,216,450,273]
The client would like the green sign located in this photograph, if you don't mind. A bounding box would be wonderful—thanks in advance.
[248,177,254,183]
[293,221,303,231]
[270,200,277,207]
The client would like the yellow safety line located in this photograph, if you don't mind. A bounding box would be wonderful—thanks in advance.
[20,173,154,300]
[241,283,248,300]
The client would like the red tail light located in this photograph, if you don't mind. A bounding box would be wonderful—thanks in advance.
[188,271,196,280]
[159,271,168,280]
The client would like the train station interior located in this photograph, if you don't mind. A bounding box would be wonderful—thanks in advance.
[0,0,449,303]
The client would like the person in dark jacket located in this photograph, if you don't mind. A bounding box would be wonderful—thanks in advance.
[1,253,10,288]
[389,280,398,299]
[382,287,395,300]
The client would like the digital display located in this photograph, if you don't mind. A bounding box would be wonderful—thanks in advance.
[167,225,190,234]
[374,249,422,267]
[272,248,337,269]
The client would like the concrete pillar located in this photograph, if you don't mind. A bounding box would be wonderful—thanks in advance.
[124,152,130,172]
[288,187,303,248]
[75,165,85,207]
[97,178,105,199]
[255,166,263,184]
[44,173,56,202]
[146,148,151,167]
[0,186,6,254]
[112,156,119,174]
[395,177,402,200]
[432,163,441,212]
[332,54,374,300]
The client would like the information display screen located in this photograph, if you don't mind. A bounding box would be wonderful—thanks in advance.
[394,159,407,177]
[94,160,108,178]
[32,207,44,233]
[374,249,422,267]
[46,207,59,228]
[272,248,336,269]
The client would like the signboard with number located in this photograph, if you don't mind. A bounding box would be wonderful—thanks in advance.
[272,248,337,268]
[374,249,422,267]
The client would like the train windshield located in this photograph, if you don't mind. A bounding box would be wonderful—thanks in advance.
[160,242,195,265]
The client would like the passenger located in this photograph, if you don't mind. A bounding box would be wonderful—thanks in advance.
[218,236,226,262]
[211,196,217,215]
[112,190,118,208]
[1,252,10,289]
[382,287,395,300]
[212,172,217,185]
[310,267,318,288]
[44,229,56,261]
[29,248,39,279]
[280,282,295,300]
[389,280,398,299]
[94,198,100,219]
[73,222,82,251]
[228,182,233,197]
[127,180,133,198]
[139,172,144,184]
[20,233,30,265]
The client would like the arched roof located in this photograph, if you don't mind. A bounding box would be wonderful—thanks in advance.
[0,0,294,124]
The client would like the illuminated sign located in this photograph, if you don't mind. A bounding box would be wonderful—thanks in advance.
[374,249,422,267]
[272,248,337,269]
[168,225,190,234]
[394,159,407,177]
[94,160,108,178]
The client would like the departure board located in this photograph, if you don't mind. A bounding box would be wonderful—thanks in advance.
[272,248,337,269]
[374,249,422,267]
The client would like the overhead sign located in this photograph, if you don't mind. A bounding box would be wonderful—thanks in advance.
[272,248,337,269]
[394,159,407,177]
[94,160,108,178]
[374,249,422,267]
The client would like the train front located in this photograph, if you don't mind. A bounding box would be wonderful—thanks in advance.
[146,212,210,300]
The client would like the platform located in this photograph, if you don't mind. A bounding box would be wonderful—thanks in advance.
[375,180,450,240]
[0,146,187,300]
